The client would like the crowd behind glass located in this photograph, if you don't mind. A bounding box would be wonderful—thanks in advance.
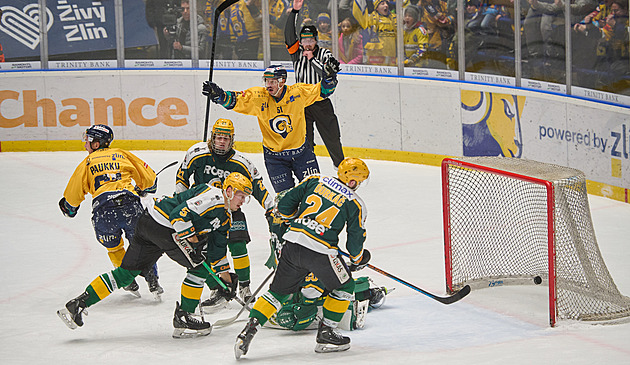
[2,0,629,98]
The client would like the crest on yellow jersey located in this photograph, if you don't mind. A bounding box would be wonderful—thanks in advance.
[270,115,293,138]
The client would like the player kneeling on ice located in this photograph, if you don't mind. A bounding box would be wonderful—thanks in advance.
[264,203,391,332]
[57,172,253,338]
[266,275,391,332]
[234,157,371,358]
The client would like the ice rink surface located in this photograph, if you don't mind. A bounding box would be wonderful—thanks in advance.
[1,151,629,364]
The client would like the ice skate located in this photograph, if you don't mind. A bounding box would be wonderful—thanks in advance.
[123,279,141,298]
[315,321,351,353]
[144,269,164,301]
[172,301,212,339]
[200,289,228,310]
[57,291,90,330]
[368,286,392,309]
[238,281,255,303]
[234,317,260,359]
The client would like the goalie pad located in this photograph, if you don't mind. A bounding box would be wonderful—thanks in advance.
[274,303,319,331]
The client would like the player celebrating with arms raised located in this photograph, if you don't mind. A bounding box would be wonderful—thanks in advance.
[234,157,372,358]
[203,63,339,193]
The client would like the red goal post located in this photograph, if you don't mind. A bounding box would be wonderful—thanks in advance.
[441,157,630,327]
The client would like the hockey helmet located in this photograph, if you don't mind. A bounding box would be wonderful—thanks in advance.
[209,118,235,155]
[337,157,370,188]
[299,25,318,41]
[223,172,253,196]
[83,124,113,148]
[263,65,287,81]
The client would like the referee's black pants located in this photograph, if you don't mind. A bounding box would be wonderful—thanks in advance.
[305,98,345,168]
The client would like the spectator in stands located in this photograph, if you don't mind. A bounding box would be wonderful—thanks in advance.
[524,0,596,82]
[145,0,173,58]
[418,0,454,69]
[595,0,629,92]
[316,13,333,50]
[572,0,614,87]
[353,0,398,66]
[228,0,262,60]
[205,0,234,60]
[574,0,614,34]
[167,0,208,59]
[403,5,429,67]
[338,17,364,64]
[466,0,509,35]
[269,0,291,60]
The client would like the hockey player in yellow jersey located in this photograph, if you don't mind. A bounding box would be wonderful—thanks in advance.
[59,124,162,299]
[203,63,339,193]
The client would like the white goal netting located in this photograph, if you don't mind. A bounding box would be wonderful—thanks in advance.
[443,157,630,326]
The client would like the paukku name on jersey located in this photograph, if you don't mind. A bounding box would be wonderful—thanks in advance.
[90,162,120,175]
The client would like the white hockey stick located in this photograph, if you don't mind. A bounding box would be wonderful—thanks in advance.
[213,269,275,327]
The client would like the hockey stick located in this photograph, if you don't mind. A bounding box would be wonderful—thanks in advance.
[202,0,239,142]
[156,161,178,176]
[213,268,276,327]
[339,251,471,305]
[201,261,252,310]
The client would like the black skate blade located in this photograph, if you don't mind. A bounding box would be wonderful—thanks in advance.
[314,343,351,353]
[172,327,212,339]
[57,308,78,330]
[234,339,246,359]
[125,290,141,298]
[200,300,229,315]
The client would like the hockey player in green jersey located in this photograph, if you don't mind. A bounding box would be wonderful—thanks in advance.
[203,63,339,193]
[59,124,161,298]
[264,212,390,333]
[57,172,253,338]
[235,157,372,358]
[176,118,274,304]
[266,273,390,332]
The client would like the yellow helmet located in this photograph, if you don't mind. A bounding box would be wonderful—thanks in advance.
[337,158,369,187]
[209,118,235,155]
[223,172,253,196]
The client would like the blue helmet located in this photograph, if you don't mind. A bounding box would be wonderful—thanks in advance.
[83,124,113,148]
[263,65,287,81]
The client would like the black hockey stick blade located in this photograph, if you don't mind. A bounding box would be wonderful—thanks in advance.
[339,250,470,305]
[365,263,470,305]
[156,161,178,176]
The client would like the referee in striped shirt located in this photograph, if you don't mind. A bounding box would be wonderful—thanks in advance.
[285,0,345,168]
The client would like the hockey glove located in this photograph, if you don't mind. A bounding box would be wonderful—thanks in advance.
[217,272,239,300]
[350,249,371,272]
[134,179,158,197]
[202,81,227,104]
[323,56,340,80]
[58,197,79,218]
[173,233,207,268]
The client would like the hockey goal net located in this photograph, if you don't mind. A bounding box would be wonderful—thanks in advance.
[442,157,630,327]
